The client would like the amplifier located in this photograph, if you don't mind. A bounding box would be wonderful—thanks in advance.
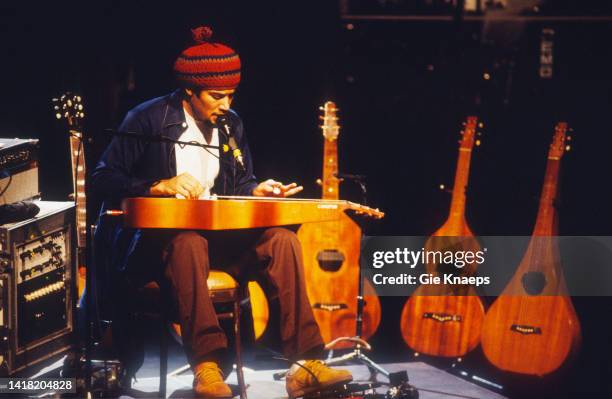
[0,201,75,376]
[0,138,40,205]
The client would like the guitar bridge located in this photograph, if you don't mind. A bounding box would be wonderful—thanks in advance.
[313,303,349,312]
[510,324,542,335]
[422,312,462,323]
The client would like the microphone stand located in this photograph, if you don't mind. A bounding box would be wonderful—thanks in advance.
[322,173,391,381]
[272,174,393,384]
[104,128,222,152]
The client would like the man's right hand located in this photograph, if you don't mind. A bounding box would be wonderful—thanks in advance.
[149,173,204,199]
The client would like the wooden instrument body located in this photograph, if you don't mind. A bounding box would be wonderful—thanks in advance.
[400,221,485,357]
[481,122,581,376]
[247,281,269,339]
[481,238,581,375]
[299,213,381,347]
[481,284,580,375]
[400,116,485,357]
[120,196,383,230]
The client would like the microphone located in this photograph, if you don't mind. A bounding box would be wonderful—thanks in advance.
[217,115,246,171]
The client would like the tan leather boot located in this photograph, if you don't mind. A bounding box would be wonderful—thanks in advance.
[286,360,352,398]
[192,361,233,398]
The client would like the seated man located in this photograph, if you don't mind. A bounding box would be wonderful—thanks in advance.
[91,26,352,398]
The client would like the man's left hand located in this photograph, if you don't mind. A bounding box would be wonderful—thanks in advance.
[253,179,303,197]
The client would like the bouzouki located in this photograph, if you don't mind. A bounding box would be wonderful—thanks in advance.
[53,93,87,297]
[297,102,382,348]
[400,116,485,357]
[480,122,581,376]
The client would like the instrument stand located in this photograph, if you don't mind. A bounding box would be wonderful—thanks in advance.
[272,175,394,385]
[321,174,392,382]
[324,337,389,381]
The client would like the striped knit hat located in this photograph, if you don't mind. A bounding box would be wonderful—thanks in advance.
[173,26,241,90]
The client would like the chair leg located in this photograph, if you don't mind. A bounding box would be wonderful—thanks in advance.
[160,320,168,398]
[234,299,247,399]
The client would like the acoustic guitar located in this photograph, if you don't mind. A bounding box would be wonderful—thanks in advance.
[297,101,382,348]
[53,93,87,298]
[480,122,581,376]
[400,116,485,357]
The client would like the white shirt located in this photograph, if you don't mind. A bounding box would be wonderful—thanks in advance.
[174,108,220,199]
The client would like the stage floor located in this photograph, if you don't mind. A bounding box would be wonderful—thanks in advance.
[127,360,507,398]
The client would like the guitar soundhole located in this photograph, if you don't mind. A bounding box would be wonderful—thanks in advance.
[521,271,547,295]
[316,249,345,272]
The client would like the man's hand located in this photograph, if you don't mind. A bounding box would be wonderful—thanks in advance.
[150,173,204,199]
[252,179,303,198]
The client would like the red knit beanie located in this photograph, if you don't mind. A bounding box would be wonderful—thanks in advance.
[173,26,241,90]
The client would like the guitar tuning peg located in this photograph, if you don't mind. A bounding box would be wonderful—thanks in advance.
[67,100,72,107]
[316,178,322,186]
[76,96,81,102]
[79,112,85,118]
[475,139,481,146]
[461,122,466,126]
[476,131,482,136]
[54,105,59,110]
[478,122,484,128]
[78,104,83,110]
[565,145,571,151]
[566,135,572,141]
[55,113,62,120]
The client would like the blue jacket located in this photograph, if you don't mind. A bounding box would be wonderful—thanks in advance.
[92,89,258,274]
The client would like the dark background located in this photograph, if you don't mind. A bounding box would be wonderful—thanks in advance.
[2,0,612,397]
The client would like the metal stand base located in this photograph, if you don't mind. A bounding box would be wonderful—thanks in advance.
[323,337,390,381]
[272,336,390,381]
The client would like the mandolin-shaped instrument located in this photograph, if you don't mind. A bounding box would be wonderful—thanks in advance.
[480,122,581,376]
[297,101,382,348]
[400,116,485,357]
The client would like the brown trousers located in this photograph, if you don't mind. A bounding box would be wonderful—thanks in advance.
[123,227,324,368]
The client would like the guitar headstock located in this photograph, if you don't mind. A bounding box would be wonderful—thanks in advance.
[52,92,85,130]
[548,122,571,160]
[459,116,482,150]
[319,101,340,141]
